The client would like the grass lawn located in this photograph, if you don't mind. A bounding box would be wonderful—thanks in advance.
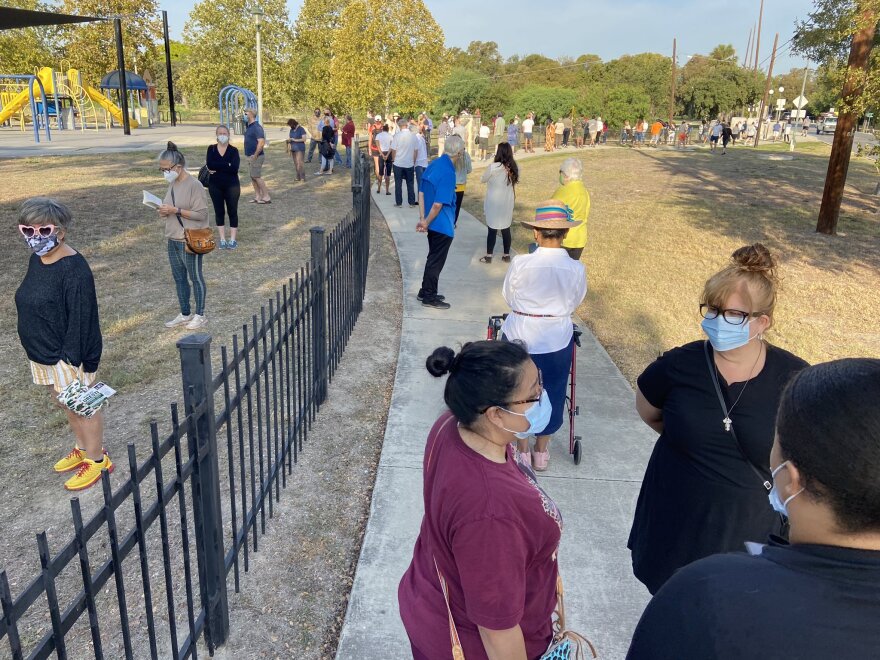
[462,142,880,384]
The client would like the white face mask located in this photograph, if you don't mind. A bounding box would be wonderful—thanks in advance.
[164,168,180,183]
[217,134,229,145]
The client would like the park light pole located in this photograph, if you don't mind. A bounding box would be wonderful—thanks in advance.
[776,86,785,121]
[252,5,264,122]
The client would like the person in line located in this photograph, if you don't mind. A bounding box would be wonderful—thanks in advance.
[158,142,211,331]
[399,340,563,659]
[721,121,733,155]
[552,158,590,261]
[627,357,880,659]
[411,119,429,194]
[709,120,723,151]
[329,109,344,167]
[772,120,782,142]
[478,121,490,160]
[677,121,689,148]
[375,123,393,195]
[522,112,535,153]
[453,134,473,227]
[243,108,270,204]
[650,119,663,147]
[416,135,464,310]
[494,112,506,150]
[479,142,518,264]
[318,111,336,175]
[628,243,808,595]
[544,119,555,152]
[801,116,811,136]
[573,116,584,148]
[554,117,565,149]
[507,117,519,153]
[342,114,356,169]
[368,115,383,179]
[562,115,572,147]
[286,118,307,182]
[306,107,322,163]
[634,118,646,147]
[205,125,241,250]
[391,118,417,207]
[437,113,450,156]
[621,120,633,146]
[501,202,587,471]
[15,197,111,491]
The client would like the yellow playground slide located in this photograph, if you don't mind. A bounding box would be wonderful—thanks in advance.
[83,85,138,129]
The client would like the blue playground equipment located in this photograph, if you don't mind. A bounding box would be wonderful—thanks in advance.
[219,85,257,133]
[0,73,52,143]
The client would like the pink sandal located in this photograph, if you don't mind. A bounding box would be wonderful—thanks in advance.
[532,450,550,472]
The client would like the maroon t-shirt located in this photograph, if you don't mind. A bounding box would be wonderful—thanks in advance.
[399,411,563,659]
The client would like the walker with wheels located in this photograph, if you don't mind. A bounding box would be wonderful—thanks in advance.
[486,314,583,465]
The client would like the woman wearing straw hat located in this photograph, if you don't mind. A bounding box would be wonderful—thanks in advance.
[500,200,587,471]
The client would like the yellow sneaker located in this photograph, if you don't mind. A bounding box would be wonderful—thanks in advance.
[64,455,113,491]
[54,446,85,473]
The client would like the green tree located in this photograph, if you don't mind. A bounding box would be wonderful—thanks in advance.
[434,68,491,115]
[677,48,762,118]
[181,0,295,110]
[448,40,503,76]
[508,85,578,124]
[328,0,446,114]
[61,0,162,82]
[588,53,672,115]
[0,0,60,74]
[602,85,652,128]
[291,0,348,106]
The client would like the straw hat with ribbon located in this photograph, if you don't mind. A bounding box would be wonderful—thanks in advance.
[520,199,583,230]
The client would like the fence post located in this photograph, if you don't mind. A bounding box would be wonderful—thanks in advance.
[310,228,328,405]
[177,334,230,648]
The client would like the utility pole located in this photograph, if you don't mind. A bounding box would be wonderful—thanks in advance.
[754,0,764,73]
[816,5,878,234]
[162,10,176,127]
[745,26,753,69]
[754,33,778,148]
[113,18,130,136]
[669,38,676,126]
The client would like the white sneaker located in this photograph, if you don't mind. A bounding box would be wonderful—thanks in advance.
[165,313,193,328]
[186,314,208,330]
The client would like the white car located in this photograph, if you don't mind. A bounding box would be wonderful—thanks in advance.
[817,117,838,134]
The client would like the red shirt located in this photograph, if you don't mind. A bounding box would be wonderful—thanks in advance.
[368,124,381,153]
[342,120,355,147]
[399,412,563,658]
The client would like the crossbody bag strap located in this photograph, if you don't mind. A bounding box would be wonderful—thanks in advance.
[434,556,465,660]
[703,341,772,491]
[170,188,184,228]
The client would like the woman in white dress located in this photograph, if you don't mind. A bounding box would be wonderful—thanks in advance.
[479,142,518,264]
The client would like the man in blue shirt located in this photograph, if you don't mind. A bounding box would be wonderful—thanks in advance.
[244,108,270,203]
[416,135,463,309]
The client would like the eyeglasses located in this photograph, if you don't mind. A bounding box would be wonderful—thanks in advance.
[159,166,177,173]
[18,224,57,239]
[481,370,543,413]
[700,304,763,326]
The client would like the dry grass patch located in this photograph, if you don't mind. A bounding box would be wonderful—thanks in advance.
[462,143,880,384]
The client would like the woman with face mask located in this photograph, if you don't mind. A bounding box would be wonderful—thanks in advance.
[157,141,210,330]
[627,358,880,659]
[14,197,110,491]
[205,125,241,249]
[399,340,563,660]
[628,243,809,595]
[499,201,588,471]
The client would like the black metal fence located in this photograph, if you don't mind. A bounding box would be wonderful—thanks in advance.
[0,155,373,659]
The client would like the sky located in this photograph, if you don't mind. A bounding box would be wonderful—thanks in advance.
[163,0,815,75]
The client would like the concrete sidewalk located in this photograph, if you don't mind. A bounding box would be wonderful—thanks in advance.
[337,179,655,659]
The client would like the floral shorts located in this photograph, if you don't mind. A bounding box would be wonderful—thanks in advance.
[30,360,96,393]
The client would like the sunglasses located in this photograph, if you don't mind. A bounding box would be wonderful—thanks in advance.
[18,224,57,239]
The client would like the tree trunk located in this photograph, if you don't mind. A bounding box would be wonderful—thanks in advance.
[816,7,878,234]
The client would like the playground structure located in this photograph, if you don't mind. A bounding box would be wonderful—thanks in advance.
[0,65,159,141]
[219,85,258,133]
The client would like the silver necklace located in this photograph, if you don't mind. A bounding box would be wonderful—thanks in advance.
[719,342,764,432]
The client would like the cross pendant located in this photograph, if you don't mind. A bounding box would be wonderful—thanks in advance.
[723,417,732,432]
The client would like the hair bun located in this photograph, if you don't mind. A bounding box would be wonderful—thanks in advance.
[426,347,456,377]
[731,242,777,276]
[166,141,178,151]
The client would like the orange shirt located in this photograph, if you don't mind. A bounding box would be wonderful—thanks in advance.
[651,121,663,136]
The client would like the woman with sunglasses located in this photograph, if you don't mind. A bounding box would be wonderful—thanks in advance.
[14,197,111,491]
[627,243,808,595]
[157,141,210,330]
[499,201,587,472]
[399,340,563,659]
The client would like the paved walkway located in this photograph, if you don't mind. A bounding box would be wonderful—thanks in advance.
[336,173,656,659]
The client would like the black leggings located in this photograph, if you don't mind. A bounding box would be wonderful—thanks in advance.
[208,183,241,228]
[454,190,464,226]
[487,227,511,255]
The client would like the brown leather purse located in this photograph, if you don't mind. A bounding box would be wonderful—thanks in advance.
[172,189,216,254]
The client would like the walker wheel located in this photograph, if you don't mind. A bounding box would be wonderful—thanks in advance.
[573,439,582,465]
[574,405,580,416]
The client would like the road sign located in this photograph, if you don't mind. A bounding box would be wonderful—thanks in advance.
[776,98,786,109]
[793,95,808,109]
[867,112,874,118]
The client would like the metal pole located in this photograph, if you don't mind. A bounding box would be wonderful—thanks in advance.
[310,227,328,406]
[669,38,676,126]
[753,0,763,73]
[753,33,778,148]
[162,11,176,127]
[113,18,131,135]
[255,20,263,122]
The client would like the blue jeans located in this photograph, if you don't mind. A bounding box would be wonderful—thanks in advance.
[333,136,343,164]
[393,165,416,205]
[167,239,206,316]
[345,145,352,168]
[415,165,425,194]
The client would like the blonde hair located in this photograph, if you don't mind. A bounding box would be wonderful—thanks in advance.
[702,243,780,319]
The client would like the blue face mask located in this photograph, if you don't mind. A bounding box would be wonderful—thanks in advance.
[500,390,552,440]
[768,461,804,518]
[701,314,753,352]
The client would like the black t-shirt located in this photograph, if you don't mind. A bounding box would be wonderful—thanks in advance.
[15,252,102,372]
[628,340,808,594]
[627,538,880,659]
